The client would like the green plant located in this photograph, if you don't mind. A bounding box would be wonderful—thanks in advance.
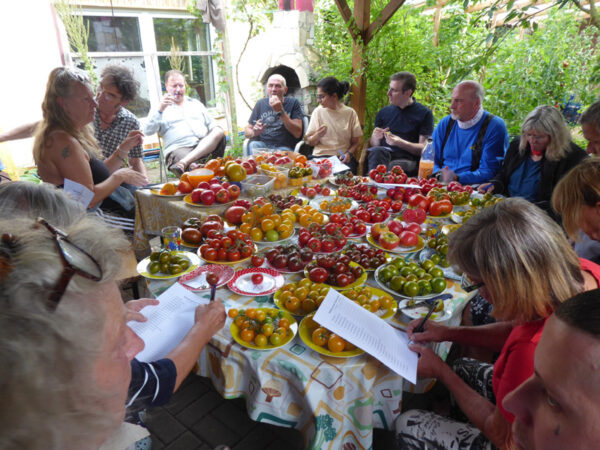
[54,0,97,84]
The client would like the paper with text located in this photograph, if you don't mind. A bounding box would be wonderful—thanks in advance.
[63,178,94,208]
[314,289,418,383]
[128,282,209,362]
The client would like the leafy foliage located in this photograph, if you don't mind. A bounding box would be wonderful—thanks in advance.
[312,0,598,137]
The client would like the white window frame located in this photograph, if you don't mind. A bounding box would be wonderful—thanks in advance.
[70,8,219,118]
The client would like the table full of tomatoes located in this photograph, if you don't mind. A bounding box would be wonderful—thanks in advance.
[141,163,488,449]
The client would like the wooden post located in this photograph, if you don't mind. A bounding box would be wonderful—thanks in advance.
[350,0,370,128]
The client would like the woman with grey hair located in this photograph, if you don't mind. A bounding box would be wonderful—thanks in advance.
[478,105,586,213]
[0,213,144,449]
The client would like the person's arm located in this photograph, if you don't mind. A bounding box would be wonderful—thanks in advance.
[458,117,509,185]
[166,301,226,390]
[129,157,147,177]
[487,138,520,195]
[280,110,302,139]
[383,132,428,156]
[144,96,173,136]
[50,133,145,207]
[304,112,324,146]
[0,121,40,142]
[103,130,145,173]
[407,319,514,353]
[432,120,445,174]
[412,344,512,448]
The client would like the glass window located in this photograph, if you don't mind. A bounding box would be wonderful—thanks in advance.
[82,16,141,52]
[158,55,215,106]
[153,18,210,52]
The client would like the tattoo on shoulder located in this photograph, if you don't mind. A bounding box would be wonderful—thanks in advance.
[61,146,70,159]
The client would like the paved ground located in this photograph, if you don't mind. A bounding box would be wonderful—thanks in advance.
[143,373,398,450]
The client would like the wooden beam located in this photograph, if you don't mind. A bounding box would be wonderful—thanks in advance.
[350,0,370,127]
[334,0,360,42]
[365,0,406,44]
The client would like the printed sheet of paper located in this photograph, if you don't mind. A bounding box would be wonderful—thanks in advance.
[63,178,94,208]
[128,282,209,362]
[313,289,419,383]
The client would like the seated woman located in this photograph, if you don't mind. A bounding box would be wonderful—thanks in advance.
[304,77,362,173]
[396,198,600,449]
[553,157,600,263]
[33,67,147,221]
[0,213,144,449]
[478,105,586,214]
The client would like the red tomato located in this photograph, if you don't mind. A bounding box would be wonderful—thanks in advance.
[399,231,419,247]
[239,245,253,259]
[227,249,241,261]
[309,267,328,283]
[251,273,263,284]
[321,240,335,253]
[307,238,322,252]
[376,164,387,173]
[251,254,264,267]
[404,223,421,234]
[204,248,217,261]
[218,248,228,261]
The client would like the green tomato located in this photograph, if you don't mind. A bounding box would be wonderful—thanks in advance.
[389,275,406,292]
[428,267,444,278]
[403,281,419,297]
[421,259,435,271]
[148,261,161,274]
[265,229,280,242]
[418,279,432,296]
[431,277,447,293]
[391,257,406,269]
[430,254,441,265]
[400,266,413,277]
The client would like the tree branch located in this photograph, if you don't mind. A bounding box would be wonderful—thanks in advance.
[365,0,406,44]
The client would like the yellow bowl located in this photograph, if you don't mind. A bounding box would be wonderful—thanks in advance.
[187,168,214,188]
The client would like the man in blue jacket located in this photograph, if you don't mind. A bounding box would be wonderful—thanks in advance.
[433,80,508,184]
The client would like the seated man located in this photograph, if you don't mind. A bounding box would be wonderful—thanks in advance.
[433,80,509,184]
[244,74,304,154]
[503,288,600,450]
[0,64,146,176]
[144,70,225,176]
[367,71,434,176]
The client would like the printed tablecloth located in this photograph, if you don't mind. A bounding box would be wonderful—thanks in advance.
[146,270,472,449]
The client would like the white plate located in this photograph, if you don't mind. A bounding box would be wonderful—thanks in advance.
[398,299,452,322]
[227,267,285,296]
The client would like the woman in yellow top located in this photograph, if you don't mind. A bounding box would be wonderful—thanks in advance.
[305,77,363,173]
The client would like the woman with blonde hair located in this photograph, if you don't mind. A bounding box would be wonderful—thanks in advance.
[479,105,586,213]
[0,213,144,449]
[33,67,146,220]
[396,198,600,449]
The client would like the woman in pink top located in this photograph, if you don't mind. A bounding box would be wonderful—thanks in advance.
[396,197,600,449]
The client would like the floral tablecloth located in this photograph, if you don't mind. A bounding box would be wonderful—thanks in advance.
[146,269,472,449]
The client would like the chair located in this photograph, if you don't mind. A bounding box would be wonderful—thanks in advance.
[142,134,169,183]
[244,115,310,157]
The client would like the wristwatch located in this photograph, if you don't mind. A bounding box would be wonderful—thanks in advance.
[275,111,283,117]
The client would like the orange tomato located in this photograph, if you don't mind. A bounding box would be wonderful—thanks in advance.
[160,182,177,195]
[254,334,267,347]
[278,318,290,329]
[261,219,275,232]
[328,334,346,353]
[241,211,255,224]
[295,154,307,165]
[228,308,239,319]
[312,327,329,347]
[240,223,252,234]
[234,315,245,327]
[245,308,257,319]
[299,214,313,228]
[269,214,281,228]
[284,296,300,312]
[259,203,274,216]
[240,329,255,342]
[180,173,190,183]
[205,159,220,172]
[255,309,267,322]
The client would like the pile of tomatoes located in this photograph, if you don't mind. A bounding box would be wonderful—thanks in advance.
[350,199,392,224]
[305,316,356,353]
[344,243,388,270]
[317,197,353,213]
[198,229,254,263]
[377,258,447,298]
[329,213,367,237]
[300,183,331,198]
[306,254,364,287]
[265,244,314,272]
[277,278,330,314]
[228,307,292,347]
[344,286,395,314]
[298,222,348,253]
[368,165,408,184]
[407,192,453,217]
[239,201,294,243]
[337,184,378,202]
[333,172,364,186]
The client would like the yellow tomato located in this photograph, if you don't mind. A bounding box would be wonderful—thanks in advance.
[241,212,255,224]
[312,212,325,224]
[269,214,281,228]
[240,223,252,234]
[290,204,302,213]
[299,214,313,228]
[278,224,293,239]
[250,227,263,241]
[261,218,275,232]
[259,203,274,216]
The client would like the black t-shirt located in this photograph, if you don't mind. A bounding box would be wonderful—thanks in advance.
[373,101,434,160]
[248,97,304,149]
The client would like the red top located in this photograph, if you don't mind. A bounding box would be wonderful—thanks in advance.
[492,258,600,423]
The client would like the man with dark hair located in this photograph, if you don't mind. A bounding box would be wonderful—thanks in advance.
[144,70,225,176]
[503,288,600,450]
[95,64,146,176]
[367,71,434,176]
[0,64,146,176]
[580,100,600,156]
[432,80,508,184]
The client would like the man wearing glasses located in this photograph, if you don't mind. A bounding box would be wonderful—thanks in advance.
[0,64,146,177]
[367,71,434,176]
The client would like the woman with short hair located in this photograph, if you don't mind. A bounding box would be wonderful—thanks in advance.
[395,198,600,449]
[33,67,147,220]
[0,213,144,449]
[304,76,362,173]
[478,105,586,213]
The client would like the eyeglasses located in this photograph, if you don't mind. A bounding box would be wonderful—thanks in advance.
[37,218,103,309]
[460,273,484,293]
[317,94,327,100]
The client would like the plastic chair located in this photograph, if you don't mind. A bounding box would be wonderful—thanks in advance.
[244,115,309,157]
